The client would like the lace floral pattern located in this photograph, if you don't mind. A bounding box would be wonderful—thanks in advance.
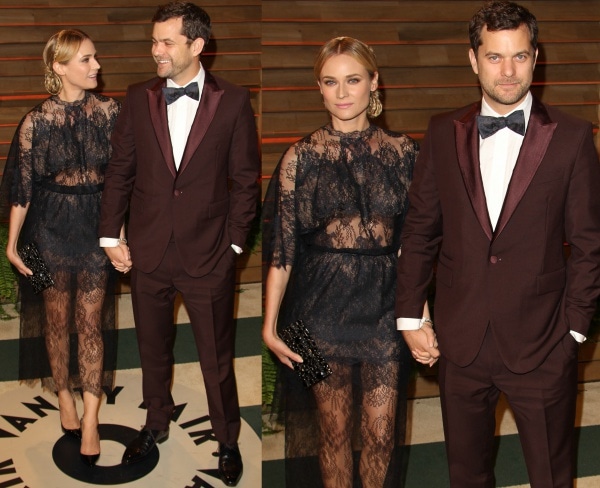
[265,124,418,487]
[2,92,120,396]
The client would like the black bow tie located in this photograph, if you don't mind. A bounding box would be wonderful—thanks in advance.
[162,82,200,105]
[477,110,526,139]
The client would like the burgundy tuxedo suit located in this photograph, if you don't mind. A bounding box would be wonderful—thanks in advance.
[99,72,259,444]
[396,96,600,487]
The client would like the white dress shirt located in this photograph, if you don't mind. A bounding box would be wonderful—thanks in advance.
[479,93,531,230]
[166,68,204,169]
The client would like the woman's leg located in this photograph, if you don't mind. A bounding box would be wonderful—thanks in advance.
[81,391,101,455]
[43,271,78,429]
[75,269,108,455]
[359,361,399,488]
[312,362,354,488]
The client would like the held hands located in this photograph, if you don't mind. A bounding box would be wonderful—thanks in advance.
[104,242,132,274]
[263,329,303,370]
[402,322,440,367]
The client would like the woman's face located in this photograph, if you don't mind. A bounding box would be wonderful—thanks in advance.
[318,53,378,131]
[54,38,101,97]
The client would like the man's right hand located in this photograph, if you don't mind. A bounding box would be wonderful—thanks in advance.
[104,243,132,273]
[402,324,440,367]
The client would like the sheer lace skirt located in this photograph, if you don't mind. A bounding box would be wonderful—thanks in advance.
[275,249,411,487]
[280,353,410,488]
[18,268,117,397]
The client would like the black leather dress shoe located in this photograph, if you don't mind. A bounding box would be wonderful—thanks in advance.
[121,427,169,465]
[218,443,243,486]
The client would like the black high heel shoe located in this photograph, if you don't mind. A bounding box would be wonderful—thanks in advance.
[80,418,100,467]
[61,424,82,440]
[80,452,100,467]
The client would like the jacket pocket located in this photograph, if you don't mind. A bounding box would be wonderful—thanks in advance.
[208,198,230,218]
[536,267,566,295]
[530,170,563,186]
[560,331,579,360]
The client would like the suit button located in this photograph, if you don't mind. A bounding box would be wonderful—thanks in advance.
[489,255,499,264]
[173,189,181,197]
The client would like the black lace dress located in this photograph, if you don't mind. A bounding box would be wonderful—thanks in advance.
[1,92,120,396]
[264,124,418,487]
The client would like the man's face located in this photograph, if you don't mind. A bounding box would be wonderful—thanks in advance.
[469,24,537,114]
[151,17,204,86]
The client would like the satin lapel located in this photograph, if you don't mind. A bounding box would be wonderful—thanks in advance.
[455,103,493,240]
[147,80,177,178]
[178,73,224,175]
[494,98,557,238]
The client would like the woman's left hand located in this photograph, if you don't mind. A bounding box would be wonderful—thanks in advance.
[263,333,304,370]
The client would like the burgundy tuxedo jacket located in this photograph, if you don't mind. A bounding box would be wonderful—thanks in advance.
[396,96,600,374]
[99,72,259,277]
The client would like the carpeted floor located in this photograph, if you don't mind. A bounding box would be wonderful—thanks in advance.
[262,366,600,487]
[0,283,262,487]
[1,282,598,487]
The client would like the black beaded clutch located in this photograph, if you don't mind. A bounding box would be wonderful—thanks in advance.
[279,319,333,388]
[18,242,54,294]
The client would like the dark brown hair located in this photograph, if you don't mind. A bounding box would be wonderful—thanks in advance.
[469,1,538,54]
[152,1,211,46]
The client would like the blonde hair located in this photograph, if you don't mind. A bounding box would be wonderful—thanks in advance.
[43,29,91,95]
[314,36,382,118]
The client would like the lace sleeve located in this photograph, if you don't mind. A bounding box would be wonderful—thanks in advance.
[263,145,298,269]
[14,115,35,207]
[99,97,121,166]
[108,98,121,125]
[394,135,419,248]
[103,98,121,137]
[0,115,33,215]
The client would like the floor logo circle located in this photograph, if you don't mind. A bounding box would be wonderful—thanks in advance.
[53,424,159,484]
[0,371,260,487]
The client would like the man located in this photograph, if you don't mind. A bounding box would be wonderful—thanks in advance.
[99,2,259,486]
[396,1,600,487]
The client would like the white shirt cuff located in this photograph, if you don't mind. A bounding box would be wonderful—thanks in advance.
[396,317,422,331]
[101,238,240,253]
[99,237,120,248]
[570,330,586,343]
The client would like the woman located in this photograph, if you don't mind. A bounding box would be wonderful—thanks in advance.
[1,29,123,466]
[263,37,431,487]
